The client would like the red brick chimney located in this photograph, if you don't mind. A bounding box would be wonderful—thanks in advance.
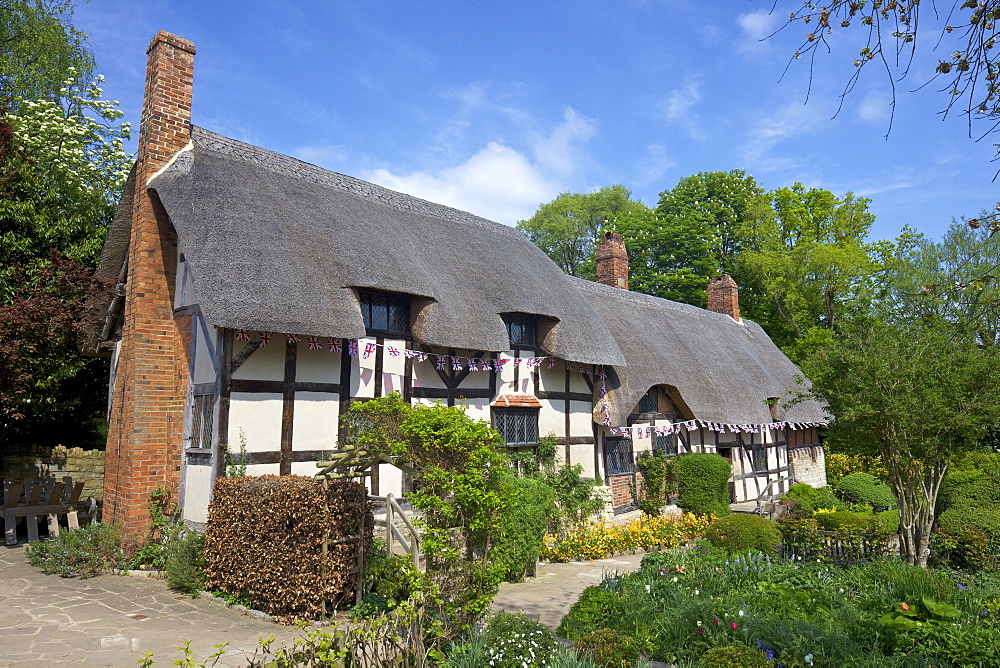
[707,274,741,321]
[103,32,195,536]
[595,232,629,290]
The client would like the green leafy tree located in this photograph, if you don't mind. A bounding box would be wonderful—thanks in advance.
[516,185,652,279]
[737,183,881,349]
[881,218,1000,348]
[0,0,94,111]
[618,169,770,308]
[805,319,1000,567]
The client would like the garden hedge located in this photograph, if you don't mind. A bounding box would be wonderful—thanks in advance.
[204,475,372,619]
[676,453,731,517]
[704,513,782,556]
[493,476,555,582]
[833,472,896,511]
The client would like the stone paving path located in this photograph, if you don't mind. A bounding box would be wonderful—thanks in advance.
[1,539,650,666]
[0,543,305,667]
[491,552,647,630]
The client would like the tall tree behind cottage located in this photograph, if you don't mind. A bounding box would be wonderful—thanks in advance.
[0,0,131,448]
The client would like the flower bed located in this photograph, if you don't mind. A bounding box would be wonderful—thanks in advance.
[540,513,714,561]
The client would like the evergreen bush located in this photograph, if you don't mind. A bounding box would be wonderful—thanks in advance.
[165,530,207,594]
[557,585,622,640]
[25,522,131,578]
[676,453,732,517]
[573,628,641,668]
[833,472,896,511]
[703,514,782,556]
[494,477,555,582]
[700,645,772,667]
[781,482,839,517]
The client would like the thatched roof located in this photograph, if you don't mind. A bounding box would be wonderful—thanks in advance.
[95,127,626,365]
[573,278,829,426]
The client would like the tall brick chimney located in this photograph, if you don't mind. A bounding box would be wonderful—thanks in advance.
[707,274,741,322]
[103,32,196,536]
[595,232,629,290]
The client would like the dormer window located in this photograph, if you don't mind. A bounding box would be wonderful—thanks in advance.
[636,388,659,415]
[359,290,410,337]
[502,313,537,348]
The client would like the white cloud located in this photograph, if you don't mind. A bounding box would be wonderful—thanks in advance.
[657,80,705,140]
[362,109,596,225]
[737,10,779,41]
[636,143,676,187]
[365,142,556,225]
[741,100,830,172]
[857,92,891,123]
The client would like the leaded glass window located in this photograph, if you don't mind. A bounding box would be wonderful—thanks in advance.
[502,313,537,348]
[190,393,214,449]
[654,433,677,456]
[494,409,539,448]
[604,437,635,475]
[637,388,658,414]
[360,290,410,336]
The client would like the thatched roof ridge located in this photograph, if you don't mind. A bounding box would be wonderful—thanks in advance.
[572,278,829,426]
[98,127,625,364]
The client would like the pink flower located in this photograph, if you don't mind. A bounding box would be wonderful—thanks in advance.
[696,628,704,635]
[900,603,910,611]
[731,622,738,630]
[713,617,720,624]
[675,565,686,573]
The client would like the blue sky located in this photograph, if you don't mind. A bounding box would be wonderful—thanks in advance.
[74,0,997,242]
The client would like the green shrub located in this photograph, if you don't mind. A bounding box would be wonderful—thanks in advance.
[676,453,732,517]
[636,451,676,517]
[703,514,781,556]
[833,473,895,511]
[536,462,604,536]
[700,645,771,668]
[360,539,423,612]
[557,585,622,640]
[814,510,877,533]
[574,628,641,668]
[478,611,561,668]
[493,477,555,582]
[781,483,839,516]
[165,530,206,594]
[25,522,131,578]
[932,507,1000,571]
[825,452,888,485]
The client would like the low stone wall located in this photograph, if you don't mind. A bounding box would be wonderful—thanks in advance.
[2,446,105,501]
[789,445,827,488]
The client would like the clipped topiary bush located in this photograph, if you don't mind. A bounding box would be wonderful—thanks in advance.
[833,472,896,511]
[703,513,782,556]
[700,645,772,667]
[676,453,732,517]
[574,628,641,668]
[205,475,372,619]
[781,482,839,516]
[557,585,622,641]
[494,476,555,582]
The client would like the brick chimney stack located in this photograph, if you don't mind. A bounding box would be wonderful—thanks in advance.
[595,232,629,290]
[103,32,195,536]
[707,274,741,322]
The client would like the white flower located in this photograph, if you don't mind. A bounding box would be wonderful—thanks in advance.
[805,654,814,665]
[738,610,744,617]
[672,576,678,582]
[694,589,699,595]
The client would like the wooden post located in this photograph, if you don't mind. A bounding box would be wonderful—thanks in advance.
[385,492,394,553]
[355,491,366,605]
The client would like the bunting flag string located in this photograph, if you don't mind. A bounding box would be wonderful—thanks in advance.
[607,419,827,438]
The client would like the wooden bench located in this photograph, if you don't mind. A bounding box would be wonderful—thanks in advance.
[2,477,93,546]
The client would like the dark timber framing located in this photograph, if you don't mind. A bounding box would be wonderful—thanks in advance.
[414,348,493,406]
[279,337,297,475]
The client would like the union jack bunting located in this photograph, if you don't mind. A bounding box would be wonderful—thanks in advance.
[307,336,322,350]
[686,421,699,431]
[451,357,463,371]
[547,359,555,369]
[494,358,508,373]
[363,342,377,359]
[286,334,299,344]
[328,338,342,352]
[603,415,612,426]
[468,359,479,371]
[348,340,359,357]
[621,428,632,439]
[387,347,400,357]
[435,355,446,370]
[259,332,272,347]
[235,329,250,341]
[403,349,417,358]
[418,353,428,363]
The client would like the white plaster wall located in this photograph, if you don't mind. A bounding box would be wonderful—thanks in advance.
[412,355,447,391]
[232,337,285,380]
[290,461,320,477]
[568,367,591,393]
[536,360,563,392]
[353,336,378,398]
[228,393,283,451]
[191,318,217,385]
[181,464,213,524]
[292,393,339,450]
[296,340,340,383]
[538,403,563,439]
[174,255,198,309]
[246,463,280,476]
[568,400,593,437]
[569,443,597,478]
[377,464,404,497]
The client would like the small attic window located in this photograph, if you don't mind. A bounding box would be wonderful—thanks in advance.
[502,313,537,348]
[636,388,659,415]
[359,290,410,337]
